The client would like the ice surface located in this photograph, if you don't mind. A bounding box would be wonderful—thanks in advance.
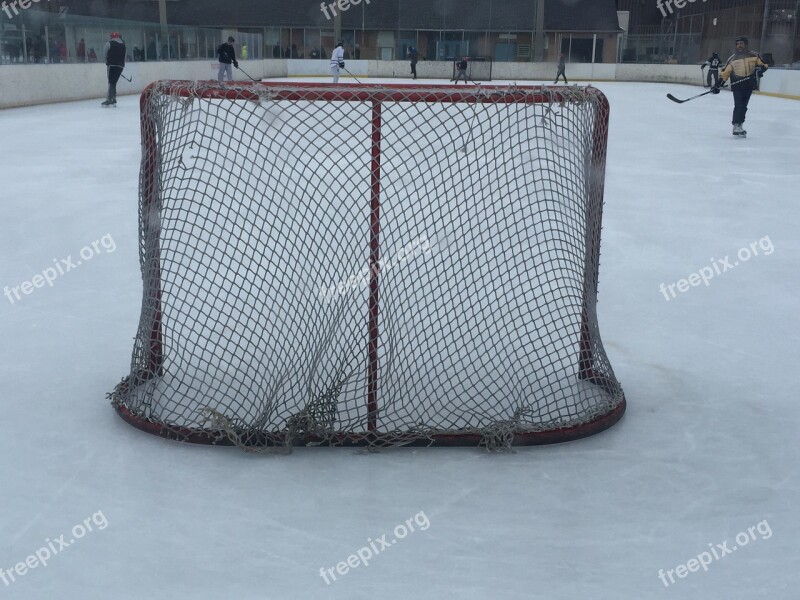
[0,78,798,599]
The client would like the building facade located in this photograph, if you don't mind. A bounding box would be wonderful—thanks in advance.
[6,0,622,64]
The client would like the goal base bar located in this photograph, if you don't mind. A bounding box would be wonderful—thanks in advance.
[114,401,625,448]
[112,375,625,449]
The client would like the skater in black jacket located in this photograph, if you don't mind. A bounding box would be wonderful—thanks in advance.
[217,37,239,83]
[702,52,722,88]
[409,47,423,80]
[102,32,125,107]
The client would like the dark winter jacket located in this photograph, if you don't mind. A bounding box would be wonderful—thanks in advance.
[409,48,419,64]
[104,39,126,68]
[217,42,238,65]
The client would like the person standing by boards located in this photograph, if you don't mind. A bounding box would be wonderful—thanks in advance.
[101,32,125,107]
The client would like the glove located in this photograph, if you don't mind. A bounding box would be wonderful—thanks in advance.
[339,61,345,68]
[234,61,239,69]
[757,65,767,75]
[711,82,723,94]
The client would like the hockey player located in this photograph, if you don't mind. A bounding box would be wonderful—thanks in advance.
[102,32,125,107]
[712,36,768,137]
[554,54,568,84]
[217,37,239,83]
[701,52,721,88]
[453,58,468,83]
[330,40,345,83]
[409,46,420,79]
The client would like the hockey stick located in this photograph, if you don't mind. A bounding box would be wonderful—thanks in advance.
[107,65,131,82]
[236,65,260,83]
[341,65,363,84]
[666,81,727,104]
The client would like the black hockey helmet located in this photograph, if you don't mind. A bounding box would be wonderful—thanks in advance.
[336,40,344,47]
[735,36,749,44]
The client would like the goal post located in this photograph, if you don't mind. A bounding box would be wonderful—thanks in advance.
[110,80,625,450]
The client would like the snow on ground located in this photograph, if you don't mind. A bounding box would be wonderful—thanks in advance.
[0,78,798,600]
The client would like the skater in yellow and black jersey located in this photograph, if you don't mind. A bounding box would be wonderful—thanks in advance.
[711,36,769,137]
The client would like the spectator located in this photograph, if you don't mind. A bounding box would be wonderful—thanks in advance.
[354,44,361,59]
[88,48,97,62]
[33,37,45,63]
[77,38,86,62]
[49,39,60,63]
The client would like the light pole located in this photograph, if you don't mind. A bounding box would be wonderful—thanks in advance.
[534,0,545,61]
[159,0,167,34]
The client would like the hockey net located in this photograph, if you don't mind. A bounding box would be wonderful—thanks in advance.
[109,80,625,451]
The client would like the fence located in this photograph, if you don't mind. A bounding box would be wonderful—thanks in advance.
[0,11,262,65]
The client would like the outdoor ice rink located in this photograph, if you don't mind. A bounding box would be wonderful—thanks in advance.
[0,77,798,599]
